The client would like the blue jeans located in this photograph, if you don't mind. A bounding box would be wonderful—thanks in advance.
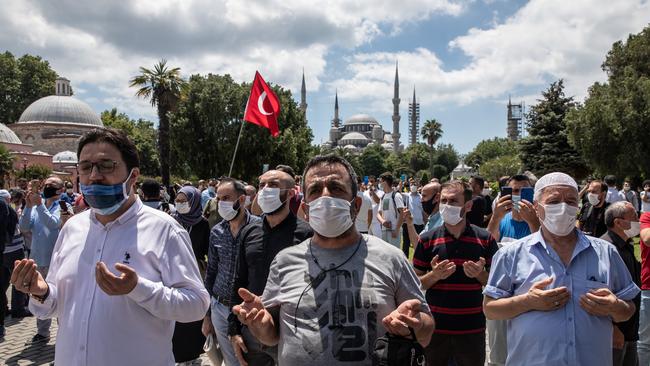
[638,290,650,365]
[211,299,240,366]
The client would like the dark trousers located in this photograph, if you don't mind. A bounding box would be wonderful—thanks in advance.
[613,342,639,366]
[425,332,485,366]
[402,223,424,257]
[1,249,27,325]
[242,326,277,366]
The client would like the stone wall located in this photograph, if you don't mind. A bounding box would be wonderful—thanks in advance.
[9,122,102,155]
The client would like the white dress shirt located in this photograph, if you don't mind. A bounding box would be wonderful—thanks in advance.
[29,198,210,366]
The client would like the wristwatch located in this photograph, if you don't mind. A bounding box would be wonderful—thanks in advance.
[30,285,50,304]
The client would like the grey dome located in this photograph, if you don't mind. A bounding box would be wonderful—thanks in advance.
[0,123,21,144]
[344,114,379,125]
[53,150,78,164]
[340,132,368,141]
[18,96,103,126]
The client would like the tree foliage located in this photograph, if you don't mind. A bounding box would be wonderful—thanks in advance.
[566,26,650,179]
[0,52,57,125]
[16,164,52,180]
[465,137,519,168]
[421,119,443,147]
[0,144,15,187]
[101,108,160,177]
[358,144,390,177]
[479,155,523,181]
[519,80,589,178]
[130,60,185,186]
[169,73,313,183]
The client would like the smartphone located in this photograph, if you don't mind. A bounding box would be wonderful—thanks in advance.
[59,200,68,212]
[521,187,534,203]
[500,187,512,197]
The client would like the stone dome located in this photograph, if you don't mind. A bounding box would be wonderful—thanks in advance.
[340,132,369,141]
[53,150,78,164]
[18,95,103,126]
[0,123,22,144]
[344,114,379,126]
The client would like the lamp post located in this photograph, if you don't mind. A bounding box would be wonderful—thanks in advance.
[22,157,28,179]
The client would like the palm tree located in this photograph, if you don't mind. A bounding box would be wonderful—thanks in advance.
[421,119,443,174]
[129,60,185,187]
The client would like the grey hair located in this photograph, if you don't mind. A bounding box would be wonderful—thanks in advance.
[605,201,632,228]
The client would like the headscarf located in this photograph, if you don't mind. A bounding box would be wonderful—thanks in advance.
[173,186,204,227]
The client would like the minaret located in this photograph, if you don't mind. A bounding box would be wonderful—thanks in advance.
[391,62,401,152]
[300,69,307,118]
[408,86,420,145]
[332,90,341,128]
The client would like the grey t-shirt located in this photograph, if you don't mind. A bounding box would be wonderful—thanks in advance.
[262,234,429,366]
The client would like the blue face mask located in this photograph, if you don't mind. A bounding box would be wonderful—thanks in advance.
[80,170,133,216]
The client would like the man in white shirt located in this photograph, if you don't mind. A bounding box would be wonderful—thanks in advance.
[377,173,405,249]
[355,176,373,234]
[401,183,424,257]
[10,128,210,366]
[363,176,384,236]
[605,175,626,203]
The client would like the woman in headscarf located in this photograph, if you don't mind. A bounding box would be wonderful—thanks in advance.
[171,186,210,365]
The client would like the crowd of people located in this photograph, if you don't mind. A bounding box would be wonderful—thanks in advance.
[0,127,649,366]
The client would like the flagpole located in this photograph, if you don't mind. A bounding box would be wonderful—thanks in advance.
[229,93,251,177]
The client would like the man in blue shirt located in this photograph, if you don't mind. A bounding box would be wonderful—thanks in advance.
[483,172,639,366]
[18,176,64,344]
[201,179,217,210]
[59,181,77,205]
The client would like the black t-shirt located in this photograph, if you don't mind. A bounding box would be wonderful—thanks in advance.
[467,196,487,227]
[578,202,610,237]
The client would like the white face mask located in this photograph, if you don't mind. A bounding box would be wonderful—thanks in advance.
[482,188,491,196]
[307,196,354,238]
[176,202,190,214]
[512,195,521,212]
[440,203,463,225]
[410,185,417,193]
[218,199,240,221]
[540,203,579,236]
[244,195,251,207]
[587,193,601,206]
[258,187,285,214]
[624,221,641,238]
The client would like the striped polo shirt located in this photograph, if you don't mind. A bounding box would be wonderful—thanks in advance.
[413,222,498,334]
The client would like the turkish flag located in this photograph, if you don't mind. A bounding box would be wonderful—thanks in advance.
[244,71,281,137]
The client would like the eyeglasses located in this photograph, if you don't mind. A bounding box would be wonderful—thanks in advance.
[77,160,119,175]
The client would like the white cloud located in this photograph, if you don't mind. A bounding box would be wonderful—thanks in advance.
[0,0,466,121]
[335,0,650,109]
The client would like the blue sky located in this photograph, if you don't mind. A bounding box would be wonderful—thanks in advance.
[1,0,648,154]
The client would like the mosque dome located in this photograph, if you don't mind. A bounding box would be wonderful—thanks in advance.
[0,123,22,144]
[18,96,103,126]
[344,114,379,126]
[52,150,78,164]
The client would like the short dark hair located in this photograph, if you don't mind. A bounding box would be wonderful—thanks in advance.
[590,180,608,193]
[219,177,246,196]
[643,180,650,188]
[604,175,617,186]
[498,176,510,189]
[77,128,140,171]
[507,174,531,185]
[379,172,394,185]
[141,178,161,198]
[302,154,358,199]
[441,180,473,203]
[275,164,296,178]
[470,175,485,188]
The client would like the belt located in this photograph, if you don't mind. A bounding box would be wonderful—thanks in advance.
[214,295,234,307]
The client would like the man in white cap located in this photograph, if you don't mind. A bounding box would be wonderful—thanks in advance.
[483,172,639,365]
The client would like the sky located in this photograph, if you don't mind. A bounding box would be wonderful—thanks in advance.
[1,0,649,154]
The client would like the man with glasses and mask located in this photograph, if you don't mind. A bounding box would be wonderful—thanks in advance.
[483,172,639,366]
[202,178,261,366]
[601,201,641,366]
[412,180,498,366]
[228,169,312,366]
[232,155,433,366]
[10,128,209,365]
[18,175,65,344]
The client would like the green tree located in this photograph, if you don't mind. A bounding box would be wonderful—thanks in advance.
[101,108,160,177]
[519,80,589,178]
[130,60,185,187]
[465,137,519,169]
[16,164,52,180]
[421,119,443,173]
[566,26,650,178]
[0,52,57,125]
[0,144,15,187]
[479,155,522,181]
[432,143,460,179]
[359,144,389,177]
[403,143,432,173]
[169,73,313,182]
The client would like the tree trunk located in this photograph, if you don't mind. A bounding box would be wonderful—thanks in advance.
[158,105,170,187]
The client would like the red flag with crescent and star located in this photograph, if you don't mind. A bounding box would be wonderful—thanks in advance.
[244,71,281,137]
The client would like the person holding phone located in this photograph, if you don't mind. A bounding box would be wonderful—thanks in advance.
[18,176,65,344]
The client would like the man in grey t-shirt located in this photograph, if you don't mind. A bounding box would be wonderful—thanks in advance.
[233,155,434,366]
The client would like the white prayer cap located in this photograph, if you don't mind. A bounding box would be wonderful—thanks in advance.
[0,189,9,200]
[533,172,578,201]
